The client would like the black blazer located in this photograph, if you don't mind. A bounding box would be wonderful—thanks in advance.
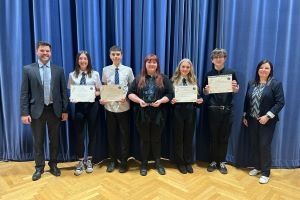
[244,78,285,121]
[20,63,68,119]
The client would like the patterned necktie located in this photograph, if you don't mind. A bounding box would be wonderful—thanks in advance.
[80,72,86,85]
[115,68,119,84]
[182,78,187,86]
[250,84,265,118]
[43,65,51,105]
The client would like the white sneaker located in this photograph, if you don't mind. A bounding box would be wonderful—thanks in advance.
[85,159,93,173]
[249,169,261,176]
[259,176,270,184]
[74,161,84,176]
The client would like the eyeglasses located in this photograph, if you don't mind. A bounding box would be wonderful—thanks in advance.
[78,50,88,54]
[212,56,225,59]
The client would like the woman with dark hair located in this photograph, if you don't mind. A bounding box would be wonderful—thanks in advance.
[68,51,101,176]
[243,59,285,184]
[127,54,173,176]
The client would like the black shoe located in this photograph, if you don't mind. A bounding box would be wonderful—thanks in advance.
[140,164,147,176]
[49,165,61,176]
[186,165,194,173]
[119,162,128,173]
[219,162,228,174]
[207,161,217,172]
[156,163,166,175]
[106,162,116,173]
[32,169,44,181]
[178,165,187,174]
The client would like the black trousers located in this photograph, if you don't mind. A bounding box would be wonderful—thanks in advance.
[208,108,233,163]
[31,105,61,169]
[173,104,196,165]
[248,116,277,177]
[74,101,99,158]
[106,110,130,162]
[137,120,163,163]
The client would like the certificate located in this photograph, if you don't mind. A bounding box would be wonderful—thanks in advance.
[174,85,198,102]
[70,85,96,102]
[100,85,124,101]
[208,74,232,94]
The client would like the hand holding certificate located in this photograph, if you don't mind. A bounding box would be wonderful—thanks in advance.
[174,85,198,102]
[208,74,232,94]
[70,85,96,102]
[100,85,124,102]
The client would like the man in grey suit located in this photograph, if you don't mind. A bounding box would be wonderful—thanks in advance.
[20,41,68,181]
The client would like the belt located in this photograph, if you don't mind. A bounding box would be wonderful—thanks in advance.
[44,103,53,107]
[208,105,231,110]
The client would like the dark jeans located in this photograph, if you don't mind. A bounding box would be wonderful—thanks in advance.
[106,110,130,162]
[208,107,233,163]
[74,102,99,158]
[31,105,61,169]
[248,116,277,177]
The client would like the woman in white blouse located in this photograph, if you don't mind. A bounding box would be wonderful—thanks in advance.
[68,51,101,176]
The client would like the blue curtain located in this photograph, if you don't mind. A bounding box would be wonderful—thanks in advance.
[217,0,300,168]
[0,0,299,168]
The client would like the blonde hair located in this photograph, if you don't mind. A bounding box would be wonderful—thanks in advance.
[171,58,197,85]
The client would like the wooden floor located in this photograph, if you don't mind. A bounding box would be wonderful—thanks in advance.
[0,159,299,200]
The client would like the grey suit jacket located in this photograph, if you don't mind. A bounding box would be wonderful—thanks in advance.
[20,63,68,119]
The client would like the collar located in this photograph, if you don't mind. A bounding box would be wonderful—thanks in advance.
[38,60,50,68]
[146,74,156,79]
[80,70,87,74]
[180,76,187,80]
[213,65,225,73]
[113,64,122,69]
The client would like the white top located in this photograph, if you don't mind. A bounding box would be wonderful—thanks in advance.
[102,64,134,112]
[68,70,101,89]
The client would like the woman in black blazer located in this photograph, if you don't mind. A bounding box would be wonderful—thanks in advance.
[243,59,285,184]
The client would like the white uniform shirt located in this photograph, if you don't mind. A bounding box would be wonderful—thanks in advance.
[68,70,101,89]
[102,64,134,112]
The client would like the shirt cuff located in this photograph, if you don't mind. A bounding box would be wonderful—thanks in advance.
[266,111,275,119]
